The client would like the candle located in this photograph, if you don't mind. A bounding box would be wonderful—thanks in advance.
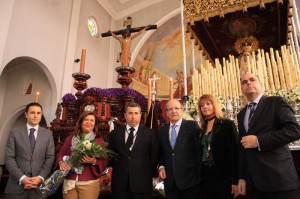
[270,48,280,89]
[261,50,269,91]
[35,92,40,102]
[266,53,275,93]
[275,50,286,90]
[80,49,86,73]
[192,75,195,101]
[147,79,152,113]
[169,77,173,100]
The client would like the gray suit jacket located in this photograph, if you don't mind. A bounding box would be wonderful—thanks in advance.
[4,125,55,194]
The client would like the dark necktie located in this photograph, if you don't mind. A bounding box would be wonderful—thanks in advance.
[248,102,256,122]
[29,128,36,152]
[170,124,177,149]
[126,127,135,151]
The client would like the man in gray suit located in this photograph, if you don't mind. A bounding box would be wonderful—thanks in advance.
[5,102,55,199]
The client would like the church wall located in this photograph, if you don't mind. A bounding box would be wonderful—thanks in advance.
[0,0,73,120]
[74,0,113,89]
[0,0,114,119]
[0,0,114,164]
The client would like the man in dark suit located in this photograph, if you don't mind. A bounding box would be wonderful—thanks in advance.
[108,101,159,199]
[158,99,201,199]
[237,72,300,199]
[5,102,55,199]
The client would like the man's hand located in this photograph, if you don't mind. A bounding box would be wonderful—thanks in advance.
[22,176,42,189]
[231,185,239,198]
[238,179,247,195]
[28,177,42,188]
[241,135,258,148]
[158,168,166,180]
[21,177,33,189]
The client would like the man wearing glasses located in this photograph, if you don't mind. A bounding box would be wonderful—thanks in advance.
[158,99,202,199]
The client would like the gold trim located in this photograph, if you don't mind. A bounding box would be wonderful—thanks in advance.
[184,0,279,23]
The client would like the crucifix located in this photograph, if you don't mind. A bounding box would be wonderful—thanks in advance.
[102,17,157,67]
[101,17,157,88]
[149,73,160,102]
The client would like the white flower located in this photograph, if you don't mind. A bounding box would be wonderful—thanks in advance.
[82,140,92,150]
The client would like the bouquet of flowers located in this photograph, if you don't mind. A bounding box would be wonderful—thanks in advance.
[285,86,300,103]
[39,135,116,198]
[188,95,198,118]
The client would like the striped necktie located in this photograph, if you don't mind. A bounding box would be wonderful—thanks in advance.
[248,102,256,122]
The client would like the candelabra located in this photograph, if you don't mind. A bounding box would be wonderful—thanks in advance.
[72,72,91,97]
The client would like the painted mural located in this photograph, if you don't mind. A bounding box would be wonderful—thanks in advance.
[131,14,202,99]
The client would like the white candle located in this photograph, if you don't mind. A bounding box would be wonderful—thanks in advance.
[169,77,173,100]
[35,92,40,102]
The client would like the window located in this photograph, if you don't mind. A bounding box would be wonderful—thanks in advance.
[87,17,99,38]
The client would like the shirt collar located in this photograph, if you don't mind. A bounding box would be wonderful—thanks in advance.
[27,123,39,132]
[126,124,139,133]
[170,118,183,127]
[247,94,262,106]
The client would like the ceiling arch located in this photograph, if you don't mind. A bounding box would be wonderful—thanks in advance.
[97,0,166,20]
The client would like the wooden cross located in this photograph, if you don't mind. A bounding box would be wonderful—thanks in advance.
[101,17,157,38]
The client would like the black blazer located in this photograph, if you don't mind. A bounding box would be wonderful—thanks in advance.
[108,125,159,193]
[159,119,201,191]
[200,118,239,184]
[237,96,300,192]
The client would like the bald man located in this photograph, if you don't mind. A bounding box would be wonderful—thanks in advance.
[158,99,201,199]
[237,72,300,199]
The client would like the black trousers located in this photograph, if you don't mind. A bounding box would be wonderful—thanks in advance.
[111,191,152,199]
[165,179,201,199]
[200,164,233,199]
[249,185,300,199]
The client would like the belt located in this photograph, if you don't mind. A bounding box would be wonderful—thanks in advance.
[203,161,215,167]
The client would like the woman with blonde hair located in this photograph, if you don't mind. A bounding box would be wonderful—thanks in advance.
[198,94,239,199]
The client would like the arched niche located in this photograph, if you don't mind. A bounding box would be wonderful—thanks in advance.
[0,56,57,165]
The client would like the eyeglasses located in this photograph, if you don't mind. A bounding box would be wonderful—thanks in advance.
[166,107,182,112]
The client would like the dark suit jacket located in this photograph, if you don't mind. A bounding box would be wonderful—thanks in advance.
[108,125,159,193]
[159,119,201,192]
[200,118,239,184]
[237,96,300,192]
[4,125,55,194]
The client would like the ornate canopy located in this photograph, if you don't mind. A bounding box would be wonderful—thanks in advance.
[184,0,293,60]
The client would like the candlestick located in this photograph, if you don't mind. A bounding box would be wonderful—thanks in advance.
[35,92,40,103]
[80,49,86,73]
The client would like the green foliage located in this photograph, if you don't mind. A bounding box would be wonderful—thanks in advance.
[69,134,116,168]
